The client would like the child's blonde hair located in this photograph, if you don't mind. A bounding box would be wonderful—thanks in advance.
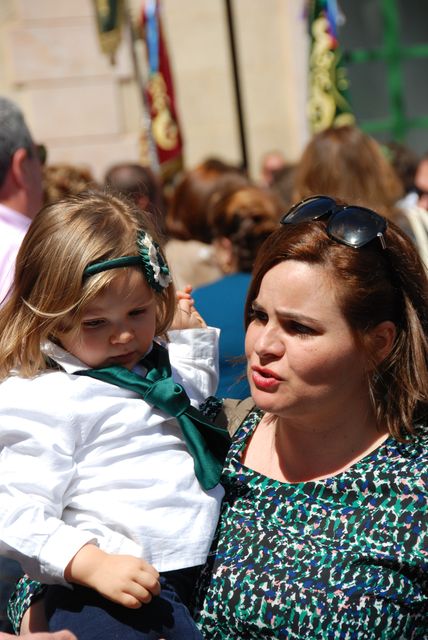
[0,190,176,379]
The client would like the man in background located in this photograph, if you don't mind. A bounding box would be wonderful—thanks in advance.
[0,96,43,303]
[104,162,166,238]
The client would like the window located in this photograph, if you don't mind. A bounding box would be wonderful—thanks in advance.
[339,0,428,152]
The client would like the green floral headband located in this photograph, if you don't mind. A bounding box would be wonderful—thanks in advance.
[83,231,172,292]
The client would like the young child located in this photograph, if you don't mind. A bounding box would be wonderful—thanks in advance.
[0,191,229,639]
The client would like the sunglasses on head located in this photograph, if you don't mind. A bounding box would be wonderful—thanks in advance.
[280,195,387,249]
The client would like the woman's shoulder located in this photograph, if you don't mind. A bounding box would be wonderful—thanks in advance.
[205,396,257,437]
[381,421,428,484]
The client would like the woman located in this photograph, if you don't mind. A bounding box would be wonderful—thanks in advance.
[194,195,428,638]
[291,126,404,220]
[164,158,247,290]
[193,184,280,399]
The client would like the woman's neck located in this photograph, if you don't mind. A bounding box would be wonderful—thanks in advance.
[244,405,389,483]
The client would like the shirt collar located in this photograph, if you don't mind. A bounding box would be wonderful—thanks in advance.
[42,341,91,374]
[0,203,32,232]
[41,340,151,376]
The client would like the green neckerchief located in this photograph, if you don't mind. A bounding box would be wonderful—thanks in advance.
[75,341,230,490]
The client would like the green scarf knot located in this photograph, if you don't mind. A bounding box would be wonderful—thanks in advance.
[75,341,230,490]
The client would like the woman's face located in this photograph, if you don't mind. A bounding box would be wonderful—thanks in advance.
[245,260,370,425]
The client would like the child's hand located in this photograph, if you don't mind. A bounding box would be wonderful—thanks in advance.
[64,544,161,609]
[172,285,207,330]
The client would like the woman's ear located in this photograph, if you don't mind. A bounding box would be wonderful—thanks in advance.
[368,320,397,366]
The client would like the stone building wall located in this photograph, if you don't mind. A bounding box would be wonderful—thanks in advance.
[0,0,309,181]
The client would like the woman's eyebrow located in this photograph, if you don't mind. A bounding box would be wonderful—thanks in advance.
[276,310,319,324]
[253,300,321,326]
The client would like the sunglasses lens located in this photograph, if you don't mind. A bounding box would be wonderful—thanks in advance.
[281,196,336,224]
[328,208,387,248]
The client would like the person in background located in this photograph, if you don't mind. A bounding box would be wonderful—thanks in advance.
[104,163,166,238]
[193,184,280,399]
[0,95,44,633]
[0,96,43,304]
[193,195,428,638]
[413,151,428,211]
[291,125,404,223]
[270,162,296,212]
[384,141,420,202]
[164,157,247,290]
[291,124,428,266]
[387,143,428,267]
[259,150,287,188]
[42,164,97,206]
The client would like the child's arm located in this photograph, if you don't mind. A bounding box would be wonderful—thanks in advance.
[64,544,161,608]
[168,285,220,402]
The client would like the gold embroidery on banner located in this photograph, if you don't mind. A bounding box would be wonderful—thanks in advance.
[148,72,178,151]
[308,15,355,133]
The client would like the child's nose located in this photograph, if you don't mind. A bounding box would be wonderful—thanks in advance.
[110,326,134,344]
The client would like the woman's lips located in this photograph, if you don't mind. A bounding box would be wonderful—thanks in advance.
[251,366,282,391]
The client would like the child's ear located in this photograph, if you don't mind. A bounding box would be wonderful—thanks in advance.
[367,320,396,367]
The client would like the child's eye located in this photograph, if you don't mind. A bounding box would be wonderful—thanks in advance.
[129,308,146,317]
[82,319,105,328]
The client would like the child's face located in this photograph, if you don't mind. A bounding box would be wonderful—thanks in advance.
[60,269,157,369]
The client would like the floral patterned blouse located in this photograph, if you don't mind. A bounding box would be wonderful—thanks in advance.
[193,410,428,639]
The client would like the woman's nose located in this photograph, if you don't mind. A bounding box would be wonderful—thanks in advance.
[254,325,284,358]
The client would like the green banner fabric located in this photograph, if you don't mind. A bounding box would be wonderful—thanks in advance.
[93,0,124,63]
[307,0,355,133]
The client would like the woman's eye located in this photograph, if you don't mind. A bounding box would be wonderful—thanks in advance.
[249,308,268,323]
[288,321,315,336]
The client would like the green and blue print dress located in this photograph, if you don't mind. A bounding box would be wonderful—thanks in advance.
[193,410,428,639]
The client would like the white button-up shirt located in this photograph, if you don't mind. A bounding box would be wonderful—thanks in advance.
[0,204,31,304]
[0,328,223,584]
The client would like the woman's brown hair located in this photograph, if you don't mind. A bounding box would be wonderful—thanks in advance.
[208,185,281,272]
[245,213,428,440]
[292,125,404,221]
[0,190,176,379]
[165,159,247,243]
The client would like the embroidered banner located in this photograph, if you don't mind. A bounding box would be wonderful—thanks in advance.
[93,0,124,64]
[307,0,355,133]
[140,0,184,181]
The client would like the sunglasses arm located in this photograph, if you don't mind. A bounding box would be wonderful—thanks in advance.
[377,232,386,250]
